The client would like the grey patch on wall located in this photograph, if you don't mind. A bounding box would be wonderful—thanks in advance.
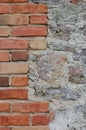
[44,87,80,101]
[49,103,86,130]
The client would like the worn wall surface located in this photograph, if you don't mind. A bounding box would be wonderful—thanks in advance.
[0,0,49,130]
[29,0,86,130]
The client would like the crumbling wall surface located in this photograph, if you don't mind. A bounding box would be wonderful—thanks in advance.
[29,0,86,130]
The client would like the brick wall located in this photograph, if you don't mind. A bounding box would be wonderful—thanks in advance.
[0,0,50,130]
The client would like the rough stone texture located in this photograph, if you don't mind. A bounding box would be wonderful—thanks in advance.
[29,0,86,130]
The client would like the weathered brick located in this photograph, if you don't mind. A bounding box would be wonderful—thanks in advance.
[0,77,9,87]
[30,15,48,24]
[0,39,28,50]
[32,115,49,125]
[0,0,27,2]
[11,76,28,87]
[12,51,28,61]
[0,0,10,2]
[0,114,29,126]
[0,127,10,130]
[0,52,9,62]
[0,4,10,14]
[12,4,48,14]
[0,27,9,37]
[30,39,47,50]
[0,89,28,99]
[11,126,49,130]
[12,26,47,36]
[10,14,28,25]
[0,102,10,112]
[12,0,27,2]
[70,0,78,3]
[0,15,10,25]
[0,63,28,74]
[0,15,28,25]
[12,102,49,112]
[49,110,55,123]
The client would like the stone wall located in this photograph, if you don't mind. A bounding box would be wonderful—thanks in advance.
[29,0,86,130]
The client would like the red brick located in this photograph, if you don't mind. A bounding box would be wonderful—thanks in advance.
[0,89,28,99]
[11,76,28,87]
[0,127,10,130]
[12,4,48,14]
[70,0,78,3]
[0,52,9,62]
[11,126,49,130]
[32,115,49,125]
[12,102,49,113]
[0,39,28,50]
[0,0,27,2]
[12,0,27,2]
[30,15,48,24]
[0,0,10,2]
[49,110,55,123]
[0,77,9,87]
[0,27,9,37]
[0,4,10,14]
[12,51,28,61]
[0,114,29,126]
[0,63,28,74]
[0,102,10,112]
[12,26,47,37]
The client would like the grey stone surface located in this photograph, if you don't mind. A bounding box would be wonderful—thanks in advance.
[29,0,86,130]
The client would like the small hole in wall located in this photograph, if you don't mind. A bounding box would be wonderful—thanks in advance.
[67,124,70,128]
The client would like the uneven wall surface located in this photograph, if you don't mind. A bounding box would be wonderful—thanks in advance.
[0,0,49,130]
[29,0,86,130]
[0,0,86,130]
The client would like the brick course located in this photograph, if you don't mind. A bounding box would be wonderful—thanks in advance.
[0,0,48,129]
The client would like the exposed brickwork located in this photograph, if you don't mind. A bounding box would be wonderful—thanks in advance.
[12,26,47,36]
[0,127,10,130]
[0,15,28,25]
[0,27,9,36]
[0,102,10,112]
[32,115,49,125]
[0,114,29,126]
[0,77,9,87]
[11,76,28,87]
[30,39,47,50]
[0,4,10,14]
[29,15,48,24]
[0,89,28,99]
[12,102,49,113]
[11,126,49,130]
[0,39,28,50]
[12,51,28,61]
[12,4,48,13]
[0,0,48,130]
[0,52,9,62]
